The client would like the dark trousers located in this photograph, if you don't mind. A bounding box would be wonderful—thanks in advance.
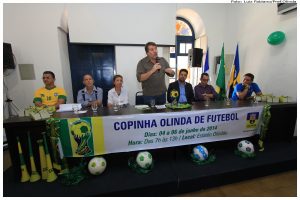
[143,93,166,105]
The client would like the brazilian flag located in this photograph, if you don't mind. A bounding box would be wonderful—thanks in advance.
[216,43,226,100]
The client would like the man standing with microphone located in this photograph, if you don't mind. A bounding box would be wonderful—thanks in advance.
[136,42,175,105]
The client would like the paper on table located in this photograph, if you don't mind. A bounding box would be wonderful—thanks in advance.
[76,110,87,114]
[56,104,82,112]
[135,105,149,110]
[155,105,166,109]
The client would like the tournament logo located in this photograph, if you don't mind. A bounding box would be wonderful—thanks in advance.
[246,112,259,129]
[70,120,92,155]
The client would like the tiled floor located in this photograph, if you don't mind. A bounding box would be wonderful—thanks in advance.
[3,149,297,197]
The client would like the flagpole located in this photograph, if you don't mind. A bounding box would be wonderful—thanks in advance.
[226,46,236,97]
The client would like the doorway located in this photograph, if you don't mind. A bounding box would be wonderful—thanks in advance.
[68,42,115,107]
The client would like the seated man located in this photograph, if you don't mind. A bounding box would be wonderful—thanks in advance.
[231,73,262,100]
[77,74,103,108]
[167,69,194,104]
[33,71,67,109]
[194,73,217,101]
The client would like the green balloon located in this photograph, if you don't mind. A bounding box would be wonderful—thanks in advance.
[267,31,285,45]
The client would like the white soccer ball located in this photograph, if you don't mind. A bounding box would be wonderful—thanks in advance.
[237,140,255,154]
[193,145,209,161]
[136,151,153,169]
[88,157,107,175]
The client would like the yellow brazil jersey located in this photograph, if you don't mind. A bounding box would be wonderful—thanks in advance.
[33,87,67,106]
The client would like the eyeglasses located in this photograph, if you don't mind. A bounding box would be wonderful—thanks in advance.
[201,79,209,81]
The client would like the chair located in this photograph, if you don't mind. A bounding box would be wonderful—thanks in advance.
[135,91,144,105]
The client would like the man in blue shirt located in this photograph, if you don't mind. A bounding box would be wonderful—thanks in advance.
[77,74,103,108]
[232,73,262,100]
[167,69,194,104]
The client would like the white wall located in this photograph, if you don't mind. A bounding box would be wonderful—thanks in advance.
[3,4,73,118]
[226,4,297,100]
[68,4,176,45]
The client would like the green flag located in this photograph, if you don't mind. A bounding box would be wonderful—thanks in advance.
[216,44,226,100]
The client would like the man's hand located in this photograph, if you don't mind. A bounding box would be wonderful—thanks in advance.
[242,84,250,90]
[237,84,251,100]
[91,101,98,107]
[140,63,164,82]
[202,93,213,100]
[35,102,43,107]
[165,68,175,77]
[152,63,161,73]
[90,100,101,107]
[202,93,209,100]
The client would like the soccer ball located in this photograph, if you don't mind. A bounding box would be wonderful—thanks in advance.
[237,140,254,154]
[88,157,107,175]
[193,145,209,161]
[136,151,152,169]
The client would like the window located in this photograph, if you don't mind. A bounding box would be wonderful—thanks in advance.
[176,20,193,36]
[169,17,195,83]
[179,43,192,54]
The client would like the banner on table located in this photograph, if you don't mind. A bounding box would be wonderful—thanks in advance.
[59,117,105,157]
[58,106,263,157]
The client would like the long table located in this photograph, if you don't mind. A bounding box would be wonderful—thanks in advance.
[56,103,264,157]
[3,101,297,194]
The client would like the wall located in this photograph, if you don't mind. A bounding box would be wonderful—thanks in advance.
[67,4,176,45]
[225,4,297,100]
[3,4,73,119]
[57,28,74,104]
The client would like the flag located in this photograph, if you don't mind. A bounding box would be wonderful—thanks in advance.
[227,44,241,98]
[203,48,209,73]
[58,117,105,157]
[216,44,226,100]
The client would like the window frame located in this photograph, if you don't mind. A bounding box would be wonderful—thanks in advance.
[170,17,195,81]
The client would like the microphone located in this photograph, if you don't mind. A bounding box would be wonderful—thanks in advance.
[156,57,160,72]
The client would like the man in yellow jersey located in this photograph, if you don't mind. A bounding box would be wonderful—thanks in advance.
[33,71,67,109]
